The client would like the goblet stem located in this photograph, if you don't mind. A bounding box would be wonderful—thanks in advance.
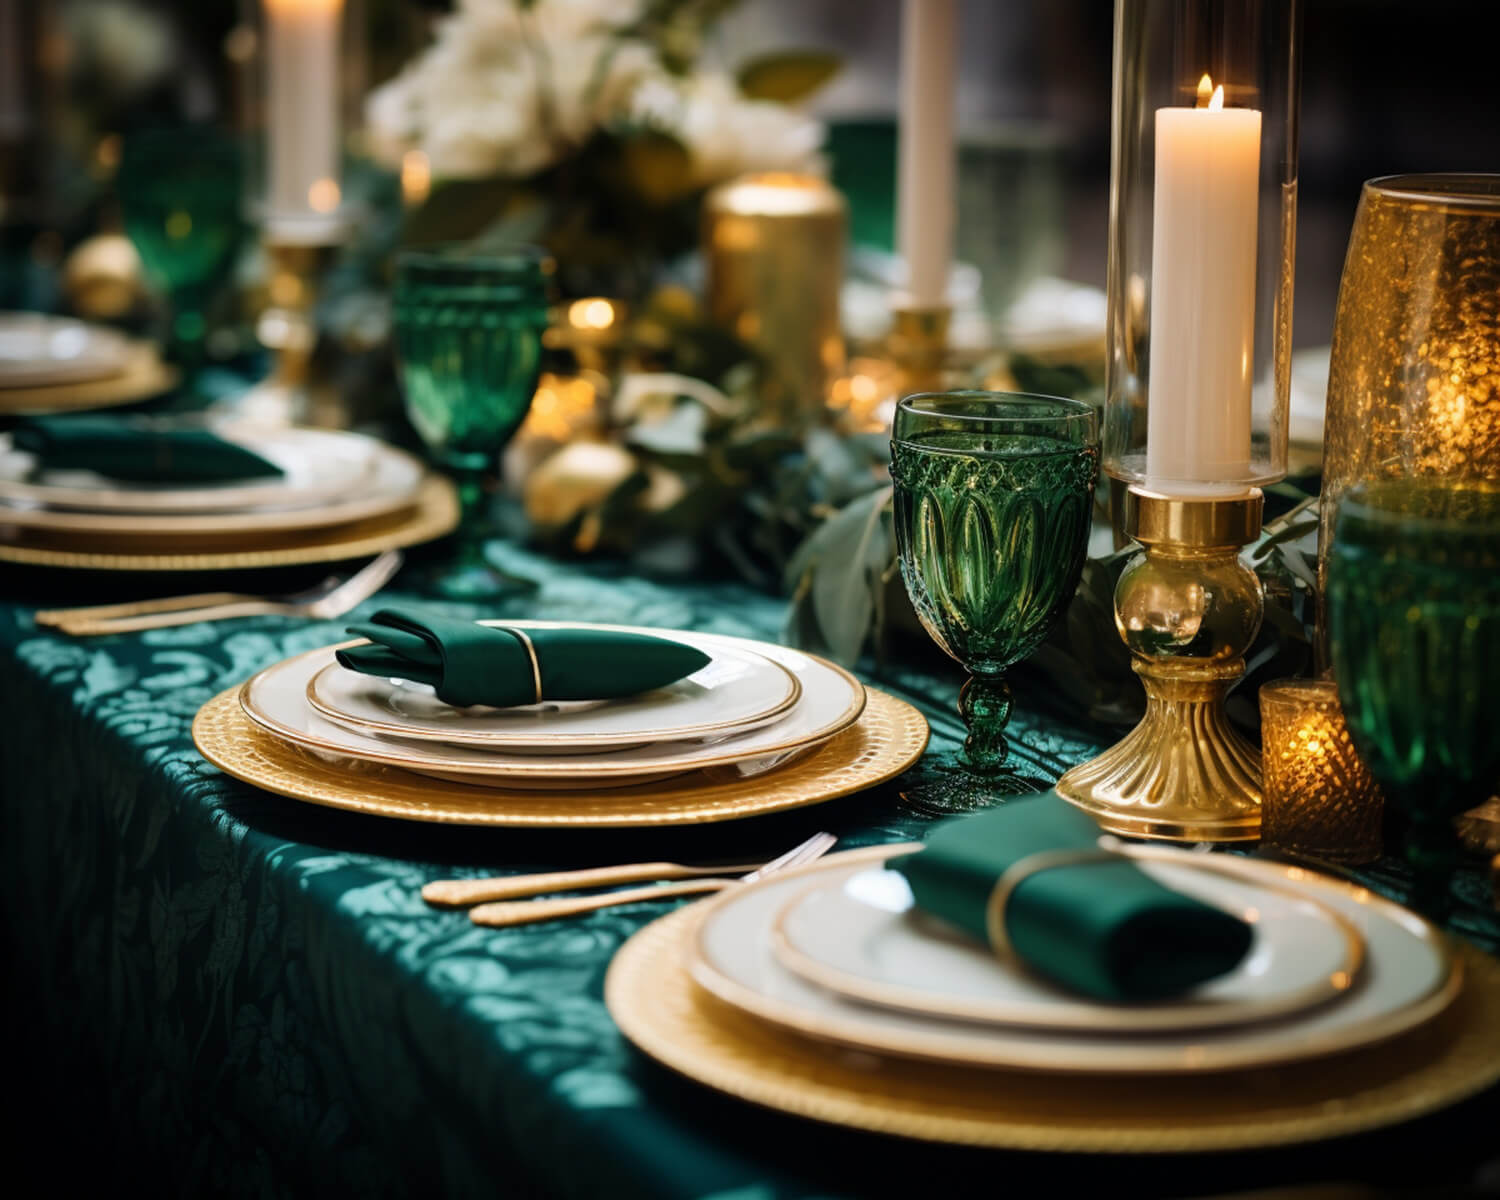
[1402,802,1461,921]
[959,672,1012,773]
[430,462,535,601]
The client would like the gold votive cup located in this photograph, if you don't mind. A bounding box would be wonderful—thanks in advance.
[1259,678,1383,864]
[703,172,846,429]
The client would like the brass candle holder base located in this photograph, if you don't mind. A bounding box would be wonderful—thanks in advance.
[887,304,952,396]
[239,239,342,427]
[1056,486,1266,843]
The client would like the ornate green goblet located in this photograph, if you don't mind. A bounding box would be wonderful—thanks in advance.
[1327,480,1500,917]
[118,127,244,381]
[392,245,552,600]
[891,391,1099,814]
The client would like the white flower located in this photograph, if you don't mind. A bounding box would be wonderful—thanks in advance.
[365,0,658,178]
[363,0,824,187]
[633,73,826,187]
[65,0,176,99]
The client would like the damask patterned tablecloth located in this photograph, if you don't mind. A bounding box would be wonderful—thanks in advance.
[0,542,1495,1199]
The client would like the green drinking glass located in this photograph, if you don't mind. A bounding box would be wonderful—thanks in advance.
[891,391,1099,813]
[118,127,244,379]
[393,245,552,599]
[1327,479,1500,916]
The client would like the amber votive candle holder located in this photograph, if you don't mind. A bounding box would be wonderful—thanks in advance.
[1259,678,1383,864]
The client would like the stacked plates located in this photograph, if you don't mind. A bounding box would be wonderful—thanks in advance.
[0,313,176,415]
[0,422,459,570]
[606,844,1500,1152]
[192,623,930,827]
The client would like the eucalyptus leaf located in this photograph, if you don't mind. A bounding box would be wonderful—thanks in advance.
[619,129,696,205]
[736,51,842,104]
[784,488,894,664]
[626,402,709,458]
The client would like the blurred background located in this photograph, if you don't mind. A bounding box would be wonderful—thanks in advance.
[3,0,1497,347]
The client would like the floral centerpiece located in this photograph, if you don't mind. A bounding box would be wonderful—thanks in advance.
[364,0,836,297]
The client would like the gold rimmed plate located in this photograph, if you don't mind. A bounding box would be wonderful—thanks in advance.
[684,846,1461,1075]
[0,340,177,415]
[0,312,131,388]
[0,439,426,537]
[0,474,458,571]
[191,685,928,827]
[304,631,803,754]
[606,857,1500,1152]
[239,627,866,785]
[0,424,381,515]
[768,855,1365,1033]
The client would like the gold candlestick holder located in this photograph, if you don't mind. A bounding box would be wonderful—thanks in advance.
[886,304,952,397]
[1055,485,1265,842]
[240,238,341,427]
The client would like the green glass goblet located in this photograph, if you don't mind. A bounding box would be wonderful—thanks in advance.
[1327,480,1500,918]
[393,245,552,600]
[891,392,1099,814]
[118,127,244,382]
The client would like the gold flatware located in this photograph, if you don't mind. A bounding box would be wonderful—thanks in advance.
[36,549,403,635]
[466,831,837,928]
[425,857,768,908]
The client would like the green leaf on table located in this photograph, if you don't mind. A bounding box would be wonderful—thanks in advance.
[736,51,842,104]
[784,487,894,665]
[625,401,710,459]
[619,129,696,205]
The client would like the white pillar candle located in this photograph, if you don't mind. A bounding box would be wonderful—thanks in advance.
[263,0,343,236]
[896,0,957,309]
[1145,75,1261,493]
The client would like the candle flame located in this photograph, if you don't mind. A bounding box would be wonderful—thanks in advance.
[308,178,341,213]
[1209,84,1225,111]
[1197,74,1214,107]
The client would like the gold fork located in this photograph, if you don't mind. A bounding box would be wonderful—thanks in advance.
[465,831,837,928]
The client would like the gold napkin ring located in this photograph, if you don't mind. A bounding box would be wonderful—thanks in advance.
[502,627,544,705]
[984,846,1127,960]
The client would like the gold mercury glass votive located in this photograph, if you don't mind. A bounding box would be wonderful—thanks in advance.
[703,172,846,429]
[1259,678,1383,864]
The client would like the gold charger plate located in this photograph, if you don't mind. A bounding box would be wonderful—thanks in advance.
[0,342,178,415]
[0,474,458,571]
[606,859,1500,1152]
[192,684,928,826]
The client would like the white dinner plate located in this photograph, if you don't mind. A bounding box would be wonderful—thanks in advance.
[0,313,130,388]
[770,857,1364,1033]
[0,434,426,536]
[0,424,380,514]
[239,624,866,787]
[689,845,1461,1074]
[306,638,801,754]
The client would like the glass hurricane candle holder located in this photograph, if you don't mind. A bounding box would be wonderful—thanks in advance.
[1057,0,1302,842]
[1259,678,1382,865]
[1103,0,1300,497]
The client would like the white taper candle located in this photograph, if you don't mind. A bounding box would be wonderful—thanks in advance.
[263,0,343,236]
[1145,76,1261,493]
[896,0,958,309]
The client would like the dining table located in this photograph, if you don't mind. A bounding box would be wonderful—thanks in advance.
[2,534,1498,1200]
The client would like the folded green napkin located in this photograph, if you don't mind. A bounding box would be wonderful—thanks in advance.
[891,792,1253,1001]
[11,416,282,483]
[337,608,712,709]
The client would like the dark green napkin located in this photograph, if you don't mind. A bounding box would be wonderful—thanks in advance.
[891,792,1253,1001]
[11,416,282,483]
[337,608,712,709]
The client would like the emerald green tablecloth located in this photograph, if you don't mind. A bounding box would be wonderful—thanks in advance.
[2,540,1497,1199]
